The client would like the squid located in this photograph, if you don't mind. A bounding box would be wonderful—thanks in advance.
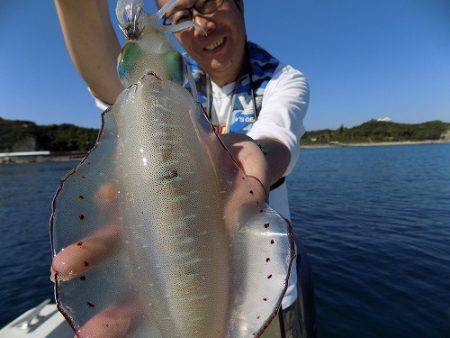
[50,0,295,337]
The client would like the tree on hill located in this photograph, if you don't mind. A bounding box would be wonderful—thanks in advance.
[0,118,98,152]
[36,124,98,152]
[1,117,449,151]
[302,120,450,145]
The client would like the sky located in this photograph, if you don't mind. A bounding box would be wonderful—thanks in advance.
[0,0,449,131]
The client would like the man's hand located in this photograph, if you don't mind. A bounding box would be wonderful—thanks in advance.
[220,133,271,198]
[50,183,122,281]
[221,133,291,192]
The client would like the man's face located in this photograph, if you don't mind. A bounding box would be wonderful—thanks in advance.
[159,0,246,84]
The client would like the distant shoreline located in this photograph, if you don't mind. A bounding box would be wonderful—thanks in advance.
[1,140,449,164]
[0,153,84,165]
[300,140,449,149]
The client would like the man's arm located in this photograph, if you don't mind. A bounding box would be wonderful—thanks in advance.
[255,139,291,186]
[224,63,309,193]
[220,134,290,198]
[54,0,124,104]
[248,64,309,179]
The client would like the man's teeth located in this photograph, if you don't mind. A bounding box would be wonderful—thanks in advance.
[205,38,225,51]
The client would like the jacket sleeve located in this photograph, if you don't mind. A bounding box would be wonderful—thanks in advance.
[247,64,310,176]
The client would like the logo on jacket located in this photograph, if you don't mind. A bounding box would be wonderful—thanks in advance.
[229,110,256,133]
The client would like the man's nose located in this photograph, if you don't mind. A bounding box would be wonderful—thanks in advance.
[193,15,216,37]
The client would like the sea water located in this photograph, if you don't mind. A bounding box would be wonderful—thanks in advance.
[0,144,449,337]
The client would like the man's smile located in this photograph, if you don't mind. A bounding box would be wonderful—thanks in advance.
[203,37,227,53]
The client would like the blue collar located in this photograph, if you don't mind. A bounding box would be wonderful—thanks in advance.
[184,42,280,134]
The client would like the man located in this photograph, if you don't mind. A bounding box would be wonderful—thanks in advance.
[52,0,313,337]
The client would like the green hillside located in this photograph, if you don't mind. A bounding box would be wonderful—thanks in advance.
[1,117,449,152]
[0,117,98,152]
[302,120,450,145]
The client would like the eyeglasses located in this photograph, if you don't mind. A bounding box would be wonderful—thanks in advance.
[162,0,225,26]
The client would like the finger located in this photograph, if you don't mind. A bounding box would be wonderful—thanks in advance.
[51,182,121,282]
[51,223,122,282]
[94,182,119,211]
[75,299,142,338]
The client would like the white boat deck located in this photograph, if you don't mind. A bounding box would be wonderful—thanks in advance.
[0,300,73,338]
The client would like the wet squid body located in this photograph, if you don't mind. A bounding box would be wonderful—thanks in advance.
[50,1,294,337]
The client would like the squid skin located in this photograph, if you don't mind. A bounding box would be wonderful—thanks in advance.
[112,76,230,337]
[50,1,295,337]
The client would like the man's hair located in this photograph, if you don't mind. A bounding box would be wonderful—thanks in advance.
[154,0,243,13]
[233,0,243,13]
